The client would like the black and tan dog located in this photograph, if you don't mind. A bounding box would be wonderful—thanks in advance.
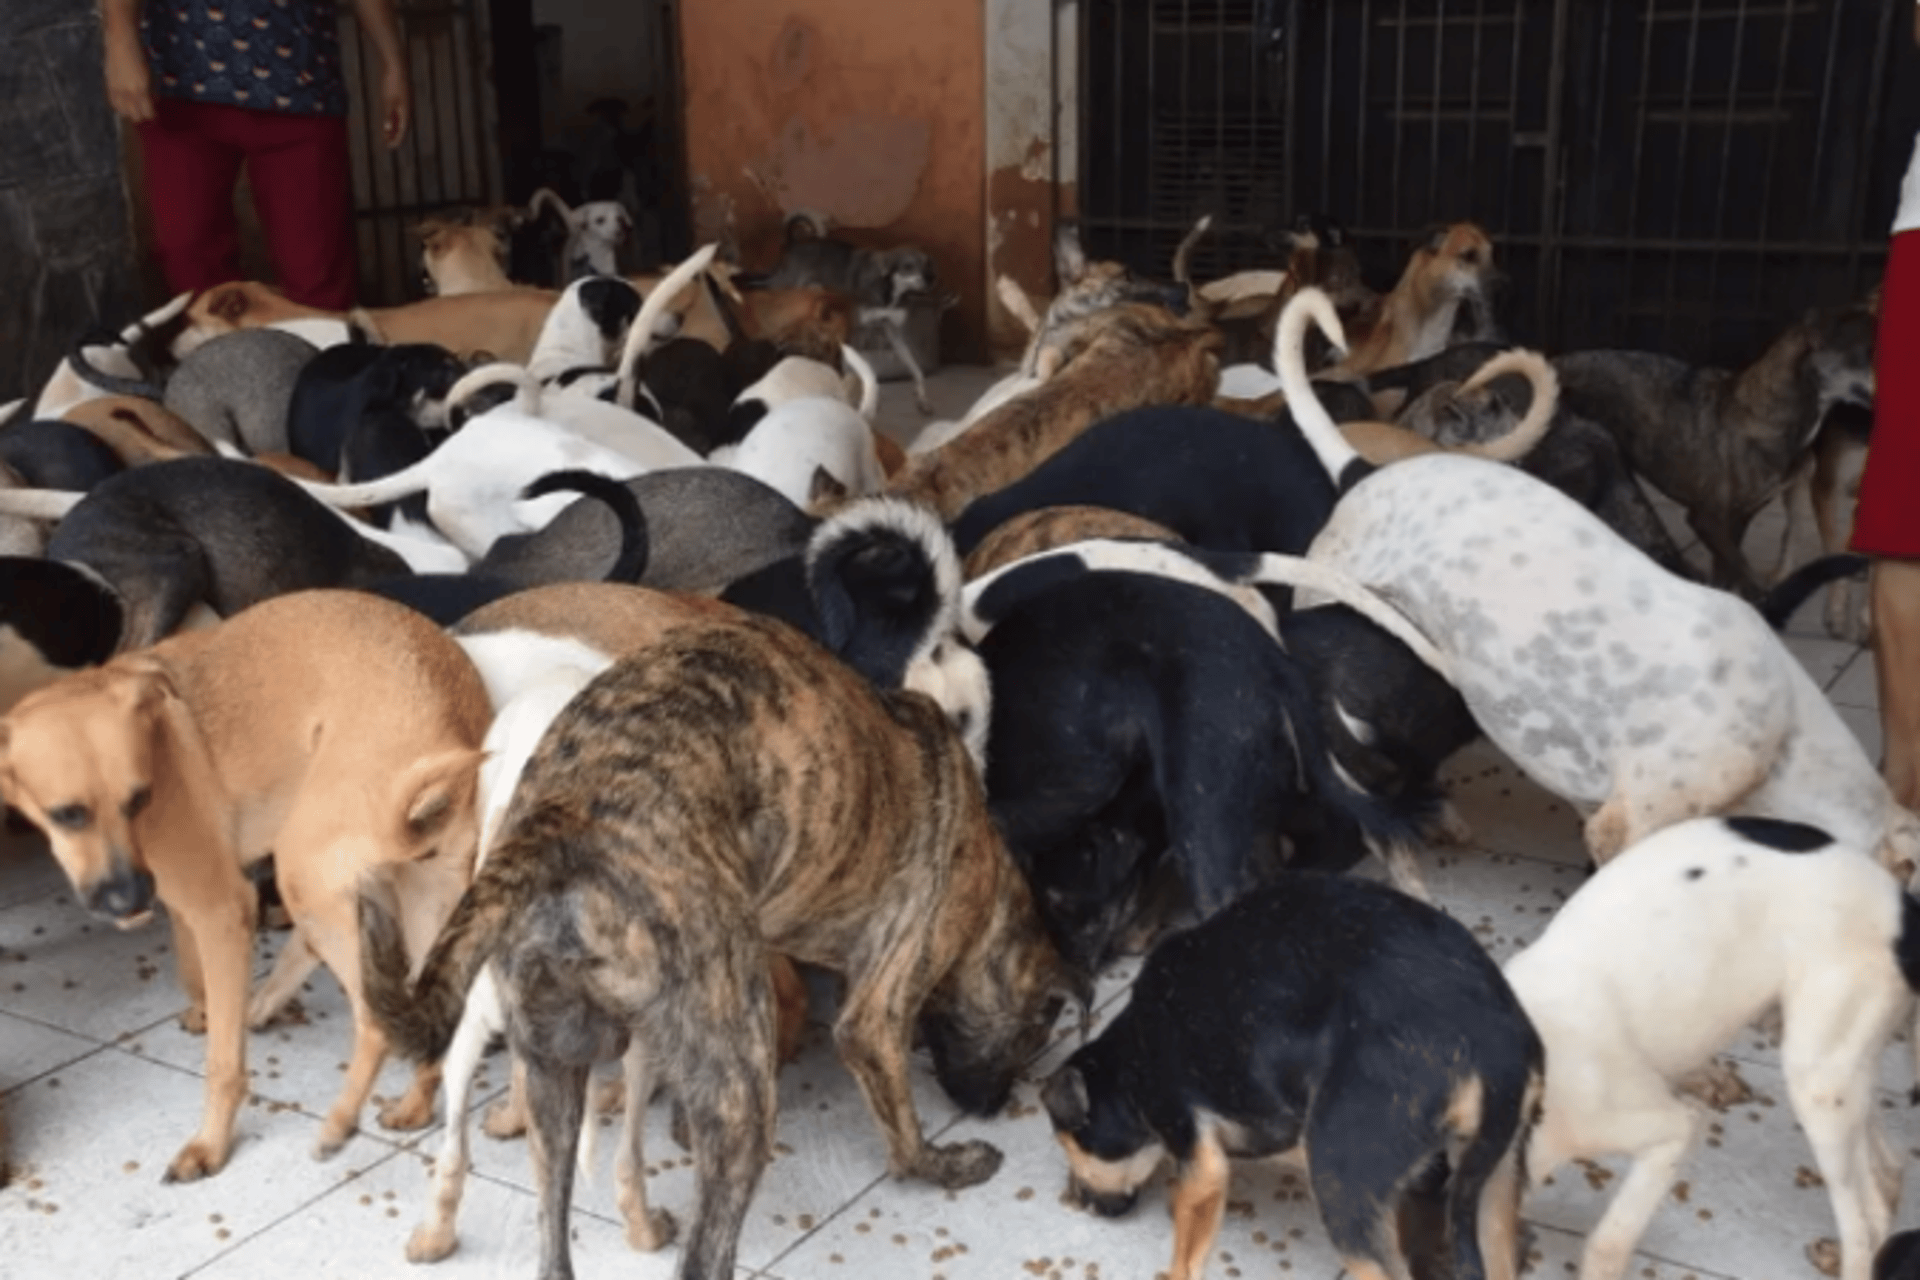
[359,607,1073,1280]
[1043,873,1543,1280]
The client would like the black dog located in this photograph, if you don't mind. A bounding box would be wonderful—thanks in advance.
[1042,873,1543,1280]
[45,455,410,652]
[974,569,1429,970]
[950,402,1373,563]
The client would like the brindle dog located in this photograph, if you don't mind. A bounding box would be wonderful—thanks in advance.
[1020,224,1194,381]
[360,609,1072,1280]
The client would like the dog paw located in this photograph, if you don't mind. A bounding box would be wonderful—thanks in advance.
[593,1076,627,1117]
[1675,1057,1755,1112]
[915,1138,1004,1189]
[247,996,306,1032]
[623,1206,677,1253]
[1805,1237,1841,1277]
[313,1116,357,1160]
[481,1096,526,1140]
[405,1222,459,1265]
[377,1091,435,1132]
[163,1139,227,1183]
[177,1006,208,1036]
[1428,800,1475,846]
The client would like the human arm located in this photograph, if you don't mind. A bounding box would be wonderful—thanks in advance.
[99,0,154,124]
[352,0,411,149]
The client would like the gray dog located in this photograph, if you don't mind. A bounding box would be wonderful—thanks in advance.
[163,328,320,456]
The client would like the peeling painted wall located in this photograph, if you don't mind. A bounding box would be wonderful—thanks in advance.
[982,0,1068,359]
[680,1,987,360]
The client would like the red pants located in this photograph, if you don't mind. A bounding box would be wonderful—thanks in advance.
[138,98,358,311]
[1853,228,1920,557]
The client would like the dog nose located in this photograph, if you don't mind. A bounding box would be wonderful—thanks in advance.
[1072,1180,1138,1219]
[87,868,156,922]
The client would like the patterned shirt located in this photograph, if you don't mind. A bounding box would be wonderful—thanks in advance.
[142,0,349,117]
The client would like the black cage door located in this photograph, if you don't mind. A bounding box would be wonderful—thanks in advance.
[1074,0,1914,365]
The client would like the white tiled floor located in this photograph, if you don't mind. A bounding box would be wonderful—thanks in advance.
[0,370,1905,1278]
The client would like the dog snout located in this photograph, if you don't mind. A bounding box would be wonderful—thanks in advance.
[1069,1178,1138,1218]
[86,865,156,923]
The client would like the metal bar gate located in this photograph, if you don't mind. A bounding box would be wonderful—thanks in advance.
[1068,0,1917,367]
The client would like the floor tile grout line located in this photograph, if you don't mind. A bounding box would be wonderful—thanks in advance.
[173,1142,417,1278]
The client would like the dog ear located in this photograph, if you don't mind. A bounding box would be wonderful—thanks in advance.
[1053,225,1089,286]
[1040,1064,1091,1132]
[112,658,181,721]
[807,466,849,509]
[394,748,487,844]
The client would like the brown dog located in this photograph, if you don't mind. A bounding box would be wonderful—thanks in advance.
[1327,222,1501,379]
[180,281,561,366]
[361,605,1072,1280]
[62,397,215,465]
[0,590,490,1183]
[415,207,525,296]
[963,505,1183,579]
[890,304,1223,519]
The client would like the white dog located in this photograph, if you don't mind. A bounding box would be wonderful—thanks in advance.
[1269,287,1920,877]
[399,632,615,1264]
[712,350,883,510]
[1507,815,1918,1280]
[530,187,632,280]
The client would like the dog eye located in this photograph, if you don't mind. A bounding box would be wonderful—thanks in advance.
[47,804,90,831]
[124,785,152,819]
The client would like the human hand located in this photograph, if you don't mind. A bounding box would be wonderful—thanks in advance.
[104,26,154,124]
[381,63,411,149]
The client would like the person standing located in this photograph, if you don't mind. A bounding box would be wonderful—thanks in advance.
[100,0,411,310]
[1850,3,1920,807]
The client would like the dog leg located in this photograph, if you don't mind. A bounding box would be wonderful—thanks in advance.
[484,1055,530,1139]
[405,970,503,1264]
[1784,974,1907,1278]
[1166,1126,1232,1280]
[247,927,321,1030]
[881,319,933,416]
[1574,1091,1703,1280]
[164,897,256,1182]
[1686,508,1764,601]
[1583,748,1772,864]
[1476,1142,1528,1280]
[613,1041,676,1252]
[170,909,210,1035]
[524,1054,592,1280]
[834,979,1003,1189]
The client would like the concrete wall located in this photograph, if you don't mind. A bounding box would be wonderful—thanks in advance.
[679,0,988,360]
[983,0,1077,360]
[0,0,137,403]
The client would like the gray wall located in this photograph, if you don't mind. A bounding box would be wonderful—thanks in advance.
[1,0,136,404]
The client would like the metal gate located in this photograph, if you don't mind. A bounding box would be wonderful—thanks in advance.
[1071,0,1917,366]
[338,0,502,305]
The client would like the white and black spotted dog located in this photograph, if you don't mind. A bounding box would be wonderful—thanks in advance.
[1507,815,1920,1280]
[1263,287,1920,881]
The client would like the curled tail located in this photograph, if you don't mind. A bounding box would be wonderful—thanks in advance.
[1453,349,1559,463]
[1275,287,1372,492]
[68,328,165,400]
[616,242,721,410]
[841,344,880,422]
[521,468,649,582]
[1759,552,1867,630]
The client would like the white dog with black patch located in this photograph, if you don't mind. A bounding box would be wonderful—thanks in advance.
[1507,815,1919,1280]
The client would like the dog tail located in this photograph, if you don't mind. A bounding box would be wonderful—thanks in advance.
[1229,552,1452,682]
[841,343,880,422]
[1274,288,1373,493]
[527,186,573,226]
[0,487,86,521]
[805,496,962,690]
[357,817,576,1065]
[285,448,440,512]
[1171,214,1211,286]
[67,327,165,400]
[1445,1056,1545,1280]
[1758,552,1868,630]
[617,242,720,410]
[521,468,649,583]
[1451,349,1558,463]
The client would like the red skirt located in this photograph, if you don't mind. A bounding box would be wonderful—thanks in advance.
[1853,229,1920,557]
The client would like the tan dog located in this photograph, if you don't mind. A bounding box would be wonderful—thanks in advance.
[1326,222,1500,379]
[889,304,1223,519]
[963,505,1182,579]
[415,208,524,296]
[180,281,561,366]
[741,285,857,365]
[1338,349,1558,466]
[61,397,215,466]
[0,590,490,1183]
